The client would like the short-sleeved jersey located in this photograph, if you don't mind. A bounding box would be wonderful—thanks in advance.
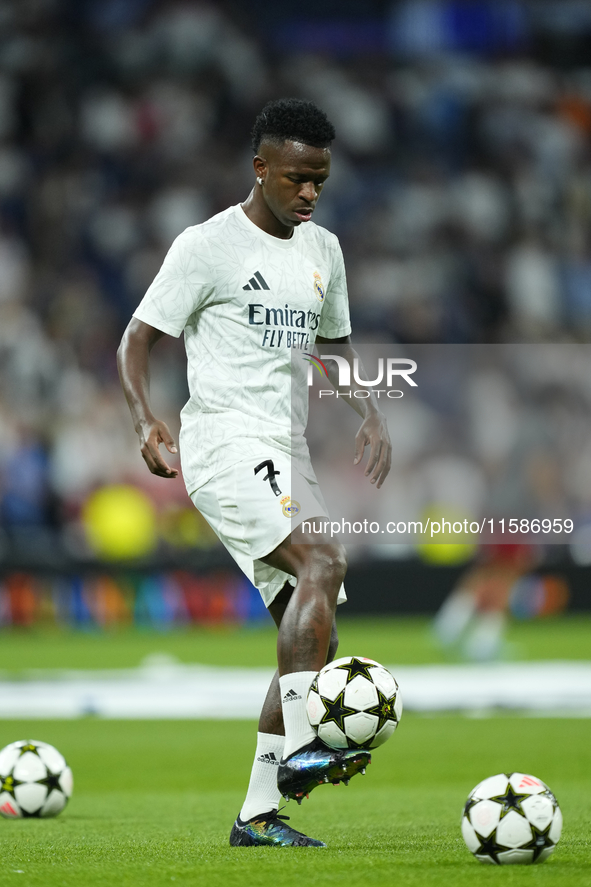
[133,204,351,493]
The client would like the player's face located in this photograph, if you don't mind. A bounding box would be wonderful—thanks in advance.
[256,140,331,231]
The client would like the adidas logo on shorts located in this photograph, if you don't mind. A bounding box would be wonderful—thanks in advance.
[242,271,270,291]
[282,689,301,702]
[257,752,279,765]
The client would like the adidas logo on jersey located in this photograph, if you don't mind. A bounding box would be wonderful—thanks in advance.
[257,752,280,765]
[282,689,301,702]
[243,271,270,291]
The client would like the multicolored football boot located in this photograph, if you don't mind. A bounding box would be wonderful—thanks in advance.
[277,737,371,804]
[229,810,326,847]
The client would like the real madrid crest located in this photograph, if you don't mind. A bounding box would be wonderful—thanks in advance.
[313,271,325,303]
[280,495,301,517]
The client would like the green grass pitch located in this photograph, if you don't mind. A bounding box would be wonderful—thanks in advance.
[1,616,590,886]
[1,718,590,887]
[1,614,591,672]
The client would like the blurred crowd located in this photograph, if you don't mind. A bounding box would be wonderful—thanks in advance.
[306,345,591,566]
[0,568,268,629]
[1,0,591,558]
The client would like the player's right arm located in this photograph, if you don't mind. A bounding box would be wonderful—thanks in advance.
[117,318,179,478]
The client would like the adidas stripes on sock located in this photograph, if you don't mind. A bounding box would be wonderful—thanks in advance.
[279,672,317,759]
[239,732,285,822]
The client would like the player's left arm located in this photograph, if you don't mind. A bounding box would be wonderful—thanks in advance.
[316,334,391,488]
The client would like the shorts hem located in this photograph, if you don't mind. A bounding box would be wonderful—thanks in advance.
[250,506,331,562]
[251,524,292,563]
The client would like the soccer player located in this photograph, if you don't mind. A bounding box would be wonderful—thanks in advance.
[117,98,391,847]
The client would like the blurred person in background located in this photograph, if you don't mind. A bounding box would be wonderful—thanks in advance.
[434,543,539,661]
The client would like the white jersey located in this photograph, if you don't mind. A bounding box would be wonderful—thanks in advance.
[133,203,351,493]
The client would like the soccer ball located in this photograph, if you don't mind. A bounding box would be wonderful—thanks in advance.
[306,655,402,749]
[461,772,562,865]
[0,740,73,819]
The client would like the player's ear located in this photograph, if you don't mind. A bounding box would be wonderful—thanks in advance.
[253,154,267,180]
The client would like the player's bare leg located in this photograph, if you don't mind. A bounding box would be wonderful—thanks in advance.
[231,584,338,847]
[261,523,371,803]
[259,582,339,734]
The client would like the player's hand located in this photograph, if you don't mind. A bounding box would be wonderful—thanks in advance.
[353,410,391,489]
[138,420,179,478]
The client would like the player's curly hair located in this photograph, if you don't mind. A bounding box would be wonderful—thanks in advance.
[251,98,335,153]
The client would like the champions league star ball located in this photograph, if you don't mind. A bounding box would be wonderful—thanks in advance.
[306,656,402,749]
[461,772,562,865]
[0,740,73,819]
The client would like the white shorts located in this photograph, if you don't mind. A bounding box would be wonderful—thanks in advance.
[190,449,347,608]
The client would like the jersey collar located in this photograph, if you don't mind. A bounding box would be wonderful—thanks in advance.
[235,204,300,249]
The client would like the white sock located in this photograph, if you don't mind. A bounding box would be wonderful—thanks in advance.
[463,612,506,662]
[434,589,476,646]
[239,732,284,822]
[280,671,317,759]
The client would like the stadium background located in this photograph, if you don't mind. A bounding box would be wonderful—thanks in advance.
[1,0,591,628]
[1,3,590,885]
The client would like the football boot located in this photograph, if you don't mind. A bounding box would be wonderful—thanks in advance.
[277,737,370,803]
[229,809,325,847]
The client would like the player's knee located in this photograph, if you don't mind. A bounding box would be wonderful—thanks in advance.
[331,544,348,585]
[308,543,347,589]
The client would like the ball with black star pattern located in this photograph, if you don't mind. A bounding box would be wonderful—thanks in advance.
[490,784,530,816]
[366,688,398,734]
[0,740,73,819]
[334,657,377,682]
[306,655,402,750]
[318,688,359,734]
[461,772,562,865]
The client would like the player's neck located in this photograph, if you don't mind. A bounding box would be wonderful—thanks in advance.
[241,191,295,240]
